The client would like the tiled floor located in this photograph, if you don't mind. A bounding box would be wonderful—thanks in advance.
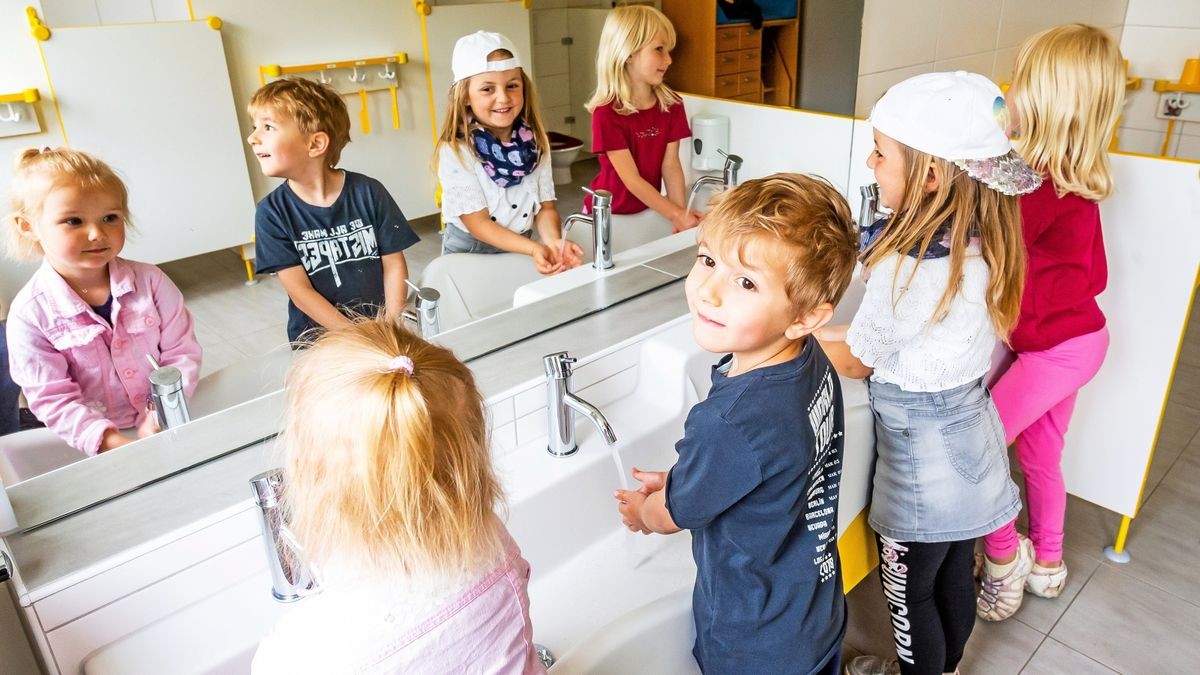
[162,157,600,379]
[843,293,1200,674]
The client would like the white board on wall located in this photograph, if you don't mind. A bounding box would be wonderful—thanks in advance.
[39,20,255,265]
[424,3,533,135]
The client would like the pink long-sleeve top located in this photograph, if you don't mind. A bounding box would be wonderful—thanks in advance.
[6,258,202,455]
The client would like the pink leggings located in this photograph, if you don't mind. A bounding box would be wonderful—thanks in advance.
[982,327,1109,562]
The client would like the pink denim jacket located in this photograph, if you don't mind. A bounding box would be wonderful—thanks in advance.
[6,258,202,456]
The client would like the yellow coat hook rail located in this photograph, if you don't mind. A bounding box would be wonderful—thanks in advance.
[259,54,409,84]
[0,89,40,104]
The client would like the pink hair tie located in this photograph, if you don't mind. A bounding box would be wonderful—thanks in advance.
[385,355,414,375]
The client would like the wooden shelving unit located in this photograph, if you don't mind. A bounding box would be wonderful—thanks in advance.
[662,0,799,107]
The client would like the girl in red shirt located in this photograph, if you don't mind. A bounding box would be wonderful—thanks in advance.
[585,5,701,233]
[977,24,1126,623]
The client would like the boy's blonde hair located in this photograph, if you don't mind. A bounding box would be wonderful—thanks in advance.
[700,173,859,315]
[862,147,1026,339]
[585,5,681,115]
[280,318,503,575]
[433,49,549,171]
[248,78,352,168]
[1008,24,1125,201]
[4,147,129,261]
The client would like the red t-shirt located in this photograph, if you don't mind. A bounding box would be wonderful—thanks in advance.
[587,100,691,214]
[1009,180,1108,353]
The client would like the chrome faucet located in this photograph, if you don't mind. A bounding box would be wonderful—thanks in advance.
[858,183,885,232]
[402,281,441,338]
[250,469,319,602]
[562,187,614,270]
[543,352,617,457]
[687,148,742,212]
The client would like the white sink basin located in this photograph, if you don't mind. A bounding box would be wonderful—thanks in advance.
[81,316,874,674]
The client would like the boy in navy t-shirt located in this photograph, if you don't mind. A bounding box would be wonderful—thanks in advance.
[247,78,419,342]
[614,174,859,675]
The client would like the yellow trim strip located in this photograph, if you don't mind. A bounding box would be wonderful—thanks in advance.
[186,0,195,21]
[1160,120,1176,157]
[417,4,438,149]
[27,8,68,145]
[837,509,879,594]
[1112,516,1132,553]
[0,88,40,104]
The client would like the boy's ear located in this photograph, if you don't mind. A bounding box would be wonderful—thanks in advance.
[307,131,331,158]
[784,302,835,340]
[13,214,37,241]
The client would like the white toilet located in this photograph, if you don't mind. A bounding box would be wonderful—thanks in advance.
[548,131,585,185]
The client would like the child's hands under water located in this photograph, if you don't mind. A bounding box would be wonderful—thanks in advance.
[670,209,703,234]
[136,405,161,438]
[613,467,667,534]
[532,240,584,275]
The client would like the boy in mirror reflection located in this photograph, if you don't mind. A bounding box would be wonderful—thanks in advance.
[4,148,201,454]
[248,78,419,345]
[614,174,859,674]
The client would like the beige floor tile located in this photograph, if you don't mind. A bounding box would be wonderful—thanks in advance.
[224,325,291,359]
[197,339,247,380]
[1010,545,1102,635]
[844,569,898,658]
[1142,401,1200,500]
[1051,564,1200,674]
[959,617,1045,675]
[1021,638,1117,674]
[1059,495,1124,562]
[1164,362,1200,411]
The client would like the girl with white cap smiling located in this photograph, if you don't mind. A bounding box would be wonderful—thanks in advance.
[815,71,1041,675]
[434,30,583,275]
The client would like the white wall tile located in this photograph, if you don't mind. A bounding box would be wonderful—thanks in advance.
[1115,126,1168,154]
[1120,26,1200,79]
[95,0,156,24]
[1125,0,1200,28]
[491,422,517,458]
[858,0,942,74]
[514,384,545,418]
[515,409,545,446]
[541,104,574,134]
[1090,0,1130,27]
[935,0,1002,61]
[151,0,190,21]
[991,46,1019,82]
[489,396,514,428]
[997,0,1093,49]
[855,63,936,118]
[538,72,571,109]
[1175,132,1200,160]
[41,0,102,26]
[1180,121,1200,137]
[534,42,569,77]
[934,52,996,79]
[533,0,568,9]
[1120,86,1171,134]
[532,8,567,45]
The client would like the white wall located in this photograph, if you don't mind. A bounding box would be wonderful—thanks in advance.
[1117,0,1200,159]
[855,0,1128,118]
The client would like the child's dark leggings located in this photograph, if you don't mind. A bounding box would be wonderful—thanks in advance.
[874,534,976,675]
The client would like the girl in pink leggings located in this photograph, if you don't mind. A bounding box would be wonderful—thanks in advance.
[976,24,1127,622]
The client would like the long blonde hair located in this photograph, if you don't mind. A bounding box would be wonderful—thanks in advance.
[280,318,503,575]
[585,4,681,115]
[863,146,1026,339]
[4,147,130,261]
[433,49,549,172]
[1008,24,1125,201]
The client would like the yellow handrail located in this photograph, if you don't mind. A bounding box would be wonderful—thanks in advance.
[0,89,40,104]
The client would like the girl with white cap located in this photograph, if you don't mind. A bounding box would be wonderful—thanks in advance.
[815,71,1041,675]
[435,31,583,275]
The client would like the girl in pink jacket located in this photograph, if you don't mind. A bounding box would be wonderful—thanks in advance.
[4,148,201,455]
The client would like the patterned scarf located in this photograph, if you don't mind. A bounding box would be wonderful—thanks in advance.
[470,117,539,188]
[859,215,955,260]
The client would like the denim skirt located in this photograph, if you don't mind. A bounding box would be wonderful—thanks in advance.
[866,377,1021,543]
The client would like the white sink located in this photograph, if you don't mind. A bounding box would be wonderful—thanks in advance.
[81,315,874,674]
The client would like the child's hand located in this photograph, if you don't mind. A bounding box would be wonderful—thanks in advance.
[545,239,585,271]
[613,488,651,534]
[136,406,161,439]
[99,428,133,453]
[670,209,703,234]
[631,467,667,495]
[531,243,566,275]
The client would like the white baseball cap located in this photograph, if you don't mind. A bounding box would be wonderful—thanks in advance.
[451,31,522,85]
[869,71,1041,196]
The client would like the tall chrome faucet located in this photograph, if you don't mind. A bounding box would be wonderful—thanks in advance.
[858,183,885,232]
[543,352,617,457]
[401,281,441,338]
[562,187,614,270]
[687,148,743,212]
[250,469,319,602]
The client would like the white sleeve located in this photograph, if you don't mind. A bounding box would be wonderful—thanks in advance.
[535,152,556,205]
[846,253,942,367]
[438,145,489,219]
